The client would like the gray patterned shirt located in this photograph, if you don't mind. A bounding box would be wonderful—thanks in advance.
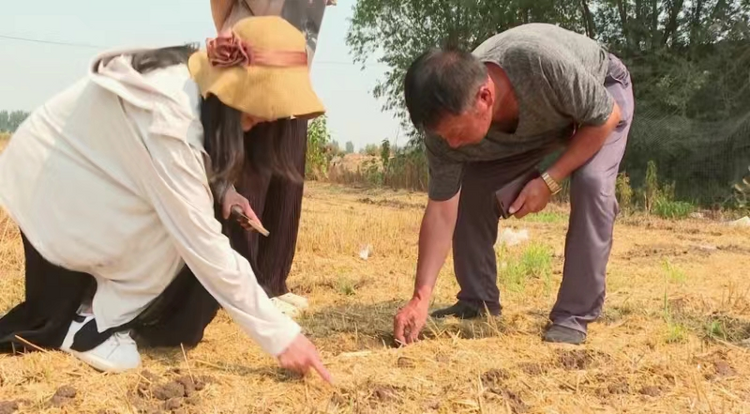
[425,23,614,201]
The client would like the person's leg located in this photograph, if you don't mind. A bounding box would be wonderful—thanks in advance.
[0,232,94,353]
[227,160,273,295]
[433,149,553,318]
[129,266,221,349]
[256,118,307,298]
[546,56,635,343]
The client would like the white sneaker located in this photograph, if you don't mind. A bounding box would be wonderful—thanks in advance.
[276,292,309,310]
[270,297,300,318]
[60,316,141,373]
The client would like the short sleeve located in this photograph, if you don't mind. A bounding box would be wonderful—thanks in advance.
[425,135,464,201]
[541,53,614,126]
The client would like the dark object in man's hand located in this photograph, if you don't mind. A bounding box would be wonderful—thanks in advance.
[230,205,270,236]
[495,169,541,219]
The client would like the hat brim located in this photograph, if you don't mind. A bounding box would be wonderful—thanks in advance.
[188,51,325,121]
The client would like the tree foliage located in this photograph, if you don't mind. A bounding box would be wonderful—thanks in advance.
[306,115,333,179]
[0,110,30,133]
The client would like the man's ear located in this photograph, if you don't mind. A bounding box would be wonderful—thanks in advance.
[476,82,494,111]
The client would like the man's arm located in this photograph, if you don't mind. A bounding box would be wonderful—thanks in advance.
[546,102,621,183]
[394,194,460,344]
[411,194,460,303]
[394,142,463,344]
[541,51,622,183]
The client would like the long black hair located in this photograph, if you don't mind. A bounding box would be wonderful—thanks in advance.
[129,45,304,196]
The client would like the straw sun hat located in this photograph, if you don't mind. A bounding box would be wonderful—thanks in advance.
[188,16,325,121]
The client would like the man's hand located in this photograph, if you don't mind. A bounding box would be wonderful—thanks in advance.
[277,333,332,384]
[509,177,551,219]
[221,187,262,230]
[393,297,429,346]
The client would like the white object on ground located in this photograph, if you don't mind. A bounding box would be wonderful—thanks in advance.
[60,316,141,373]
[277,292,309,310]
[689,212,705,219]
[497,228,530,247]
[270,297,300,318]
[728,216,750,227]
[359,244,373,260]
[695,244,718,252]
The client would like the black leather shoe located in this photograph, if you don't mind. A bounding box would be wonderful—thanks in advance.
[430,301,499,319]
[542,325,586,345]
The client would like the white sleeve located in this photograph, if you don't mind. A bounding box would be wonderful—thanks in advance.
[134,128,300,357]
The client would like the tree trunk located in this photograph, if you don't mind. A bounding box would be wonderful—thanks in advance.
[651,0,659,50]
[690,0,704,47]
[616,0,629,33]
[581,0,596,38]
[662,0,684,47]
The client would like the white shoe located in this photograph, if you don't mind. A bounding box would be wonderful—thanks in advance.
[270,297,300,318]
[276,292,309,310]
[60,316,141,373]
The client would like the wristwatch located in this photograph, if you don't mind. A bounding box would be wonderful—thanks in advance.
[541,172,562,195]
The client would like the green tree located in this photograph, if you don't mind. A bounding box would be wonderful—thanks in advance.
[0,110,30,132]
[380,139,391,168]
[362,144,379,157]
[0,111,9,132]
[306,115,332,179]
[345,141,355,154]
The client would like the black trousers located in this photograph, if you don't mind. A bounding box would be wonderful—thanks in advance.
[228,118,307,297]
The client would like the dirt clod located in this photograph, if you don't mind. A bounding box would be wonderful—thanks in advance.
[558,350,607,370]
[481,368,510,386]
[714,360,736,377]
[397,356,416,368]
[140,370,160,382]
[55,385,77,399]
[639,386,662,397]
[435,352,450,364]
[608,382,630,394]
[153,381,185,401]
[517,362,545,376]
[372,385,399,402]
[488,388,528,413]
[424,399,440,410]
[165,398,183,410]
[49,385,77,407]
[0,401,18,414]
[176,376,205,397]
[129,397,160,414]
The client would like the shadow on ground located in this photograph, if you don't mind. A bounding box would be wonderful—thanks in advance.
[298,300,517,354]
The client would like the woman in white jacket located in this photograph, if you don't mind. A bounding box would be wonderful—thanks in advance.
[0,16,330,381]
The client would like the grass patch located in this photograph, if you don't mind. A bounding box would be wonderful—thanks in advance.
[662,259,687,284]
[336,276,358,296]
[665,323,690,343]
[653,199,695,219]
[497,243,553,293]
[521,211,567,223]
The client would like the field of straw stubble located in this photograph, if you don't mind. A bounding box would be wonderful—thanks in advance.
[1,178,750,413]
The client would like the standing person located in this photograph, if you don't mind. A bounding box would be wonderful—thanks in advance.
[210,0,336,316]
[393,23,634,345]
[0,16,331,380]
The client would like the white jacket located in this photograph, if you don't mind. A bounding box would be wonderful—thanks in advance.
[0,49,300,356]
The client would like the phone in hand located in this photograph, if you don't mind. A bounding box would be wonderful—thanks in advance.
[495,169,541,219]
[230,205,270,237]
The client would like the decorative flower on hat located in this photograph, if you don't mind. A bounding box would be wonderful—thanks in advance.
[206,31,252,68]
